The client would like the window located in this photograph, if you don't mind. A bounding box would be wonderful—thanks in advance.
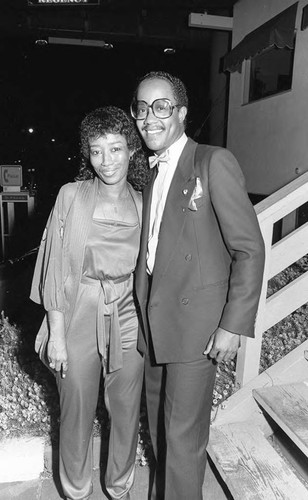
[248,44,295,102]
[223,2,298,82]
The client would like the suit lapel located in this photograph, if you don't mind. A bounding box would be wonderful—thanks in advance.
[135,168,157,301]
[151,139,198,294]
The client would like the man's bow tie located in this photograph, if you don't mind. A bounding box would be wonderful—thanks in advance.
[149,150,170,169]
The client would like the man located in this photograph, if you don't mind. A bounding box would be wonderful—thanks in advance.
[130,71,265,500]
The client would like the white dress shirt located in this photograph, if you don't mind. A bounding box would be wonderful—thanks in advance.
[147,133,188,274]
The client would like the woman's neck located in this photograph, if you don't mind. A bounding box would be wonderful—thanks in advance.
[97,179,129,200]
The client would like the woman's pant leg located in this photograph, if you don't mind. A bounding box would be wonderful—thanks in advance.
[56,326,102,500]
[144,355,166,500]
[104,338,144,500]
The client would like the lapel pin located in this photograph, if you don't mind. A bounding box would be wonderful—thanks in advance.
[183,189,188,195]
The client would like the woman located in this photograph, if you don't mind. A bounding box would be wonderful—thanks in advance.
[30,106,149,500]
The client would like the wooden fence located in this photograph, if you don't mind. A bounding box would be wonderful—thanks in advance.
[236,171,308,387]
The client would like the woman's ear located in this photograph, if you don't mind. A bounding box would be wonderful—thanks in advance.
[129,150,135,159]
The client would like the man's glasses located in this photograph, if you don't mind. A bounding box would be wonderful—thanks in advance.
[130,98,180,120]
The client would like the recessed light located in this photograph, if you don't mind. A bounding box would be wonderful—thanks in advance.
[35,39,48,46]
[164,47,176,54]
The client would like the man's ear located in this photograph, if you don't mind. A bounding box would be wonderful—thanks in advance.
[178,106,187,124]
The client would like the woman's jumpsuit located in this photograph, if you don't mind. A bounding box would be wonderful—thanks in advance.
[56,213,144,500]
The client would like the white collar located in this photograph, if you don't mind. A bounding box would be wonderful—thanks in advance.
[166,133,188,164]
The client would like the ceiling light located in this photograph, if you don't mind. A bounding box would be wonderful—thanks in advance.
[35,39,48,46]
[164,47,176,54]
[48,37,108,48]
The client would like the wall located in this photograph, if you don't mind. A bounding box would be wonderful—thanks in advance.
[227,0,308,195]
[208,30,231,147]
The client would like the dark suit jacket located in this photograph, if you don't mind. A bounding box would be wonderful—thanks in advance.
[135,138,265,363]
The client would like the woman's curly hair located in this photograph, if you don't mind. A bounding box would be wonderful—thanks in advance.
[76,105,150,191]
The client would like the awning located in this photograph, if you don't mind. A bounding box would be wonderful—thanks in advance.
[224,2,298,73]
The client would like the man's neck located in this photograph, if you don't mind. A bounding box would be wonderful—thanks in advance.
[154,132,187,156]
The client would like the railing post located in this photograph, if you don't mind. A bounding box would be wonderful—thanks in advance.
[235,218,273,387]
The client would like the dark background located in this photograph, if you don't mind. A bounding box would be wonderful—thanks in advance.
[0,0,236,257]
[1,39,212,195]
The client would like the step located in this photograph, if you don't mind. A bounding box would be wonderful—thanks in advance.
[253,381,308,458]
[208,422,308,500]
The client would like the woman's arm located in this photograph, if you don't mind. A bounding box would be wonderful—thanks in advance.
[47,310,68,378]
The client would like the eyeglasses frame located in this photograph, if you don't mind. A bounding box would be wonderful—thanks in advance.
[130,98,181,120]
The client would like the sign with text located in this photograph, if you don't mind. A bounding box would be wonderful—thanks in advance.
[0,166,23,187]
[28,0,100,6]
[2,193,28,202]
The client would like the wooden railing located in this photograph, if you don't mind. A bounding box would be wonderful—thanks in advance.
[236,171,308,387]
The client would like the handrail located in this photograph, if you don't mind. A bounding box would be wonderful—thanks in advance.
[236,171,308,387]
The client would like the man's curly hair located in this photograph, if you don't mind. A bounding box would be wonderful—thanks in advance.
[76,105,150,191]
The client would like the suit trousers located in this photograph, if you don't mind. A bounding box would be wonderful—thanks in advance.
[55,316,144,500]
[145,353,217,500]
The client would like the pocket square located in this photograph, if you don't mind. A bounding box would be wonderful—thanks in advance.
[188,177,203,211]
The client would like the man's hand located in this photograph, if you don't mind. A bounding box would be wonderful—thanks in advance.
[203,327,240,363]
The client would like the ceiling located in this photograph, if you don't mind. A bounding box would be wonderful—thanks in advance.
[1,0,238,50]
[0,0,239,164]
[0,0,239,202]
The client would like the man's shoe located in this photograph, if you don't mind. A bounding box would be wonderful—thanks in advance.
[66,497,91,500]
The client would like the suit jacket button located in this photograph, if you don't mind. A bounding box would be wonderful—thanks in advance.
[182,207,186,212]
[185,254,192,261]
[181,298,189,305]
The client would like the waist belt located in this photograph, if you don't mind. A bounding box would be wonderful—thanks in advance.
[81,273,131,372]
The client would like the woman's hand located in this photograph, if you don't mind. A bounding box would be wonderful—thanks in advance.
[47,310,68,378]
